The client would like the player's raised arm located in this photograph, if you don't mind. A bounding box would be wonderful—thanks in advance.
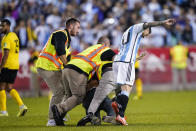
[143,19,176,29]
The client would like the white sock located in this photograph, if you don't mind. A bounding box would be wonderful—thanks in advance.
[1,111,8,114]
[19,104,25,109]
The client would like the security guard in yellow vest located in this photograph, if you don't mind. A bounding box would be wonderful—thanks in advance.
[170,41,189,90]
[52,36,116,126]
[77,53,146,126]
[36,18,80,126]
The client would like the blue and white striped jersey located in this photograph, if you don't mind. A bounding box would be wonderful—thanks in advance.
[114,23,144,63]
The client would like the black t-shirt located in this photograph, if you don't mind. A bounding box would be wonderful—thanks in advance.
[100,49,116,61]
[51,29,71,56]
[100,49,116,71]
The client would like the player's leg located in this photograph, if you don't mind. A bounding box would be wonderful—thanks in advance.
[112,84,132,125]
[134,69,143,100]
[135,78,143,98]
[112,62,135,125]
[6,83,27,117]
[0,68,9,116]
[0,82,8,116]
[5,69,27,117]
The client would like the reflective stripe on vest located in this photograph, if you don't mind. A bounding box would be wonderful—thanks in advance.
[38,30,69,69]
[74,55,97,68]
[87,45,108,58]
[39,52,61,68]
[73,45,108,69]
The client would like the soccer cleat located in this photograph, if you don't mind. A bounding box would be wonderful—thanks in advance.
[17,105,28,117]
[46,119,56,126]
[51,105,64,126]
[112,101,119,116]
[116,115,128,126]
[0,111,8,117]
[102,116,118,124]
[77,112,93,126]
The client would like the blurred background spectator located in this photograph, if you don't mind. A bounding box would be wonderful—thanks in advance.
[0,0,195,52]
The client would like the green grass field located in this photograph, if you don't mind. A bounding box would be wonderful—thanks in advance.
[0,91,196,131]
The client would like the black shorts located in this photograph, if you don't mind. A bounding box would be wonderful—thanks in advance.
[135,68,139,79]
[0,68,18,84]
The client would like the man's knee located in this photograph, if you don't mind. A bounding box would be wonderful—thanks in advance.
[121,84,133,95]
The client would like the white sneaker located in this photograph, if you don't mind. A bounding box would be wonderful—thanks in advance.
[46,119,56,126]
[0,111,8,117]
[17,105,28,117]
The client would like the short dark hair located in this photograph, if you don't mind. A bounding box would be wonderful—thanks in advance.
[97,36,109,44]
[66,18,80,28]
[1,19,11,26]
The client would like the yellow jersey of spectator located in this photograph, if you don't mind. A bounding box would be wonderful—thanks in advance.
[134,53,142,100]
[135,60,139,69]
[135,54,139,69]
[1,32,19,70]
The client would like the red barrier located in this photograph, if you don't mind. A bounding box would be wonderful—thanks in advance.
[1,47,195,90]
[139,47,196,83]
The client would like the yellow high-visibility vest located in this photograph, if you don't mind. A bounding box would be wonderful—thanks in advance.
[36,30,71,71]
[88,61,112,81]
[170,45,188,69]
[135,53,139,69]
[68,44,110,75]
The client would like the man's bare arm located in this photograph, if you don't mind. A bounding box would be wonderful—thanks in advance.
[143,19,176,29]
[135,51,148,62]
[0,49,9,69]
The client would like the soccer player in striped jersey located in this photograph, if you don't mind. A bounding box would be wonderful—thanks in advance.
[112,19,176,125]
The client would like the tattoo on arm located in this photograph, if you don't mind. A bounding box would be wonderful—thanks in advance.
[143,21,165,29]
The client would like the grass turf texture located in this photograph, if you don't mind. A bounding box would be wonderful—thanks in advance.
[0,91,196,131]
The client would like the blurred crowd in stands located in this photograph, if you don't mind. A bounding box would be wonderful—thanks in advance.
[0,0,196,52]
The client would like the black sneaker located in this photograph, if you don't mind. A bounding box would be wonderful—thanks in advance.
[77,112,93,126]
[51,105,64,126]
